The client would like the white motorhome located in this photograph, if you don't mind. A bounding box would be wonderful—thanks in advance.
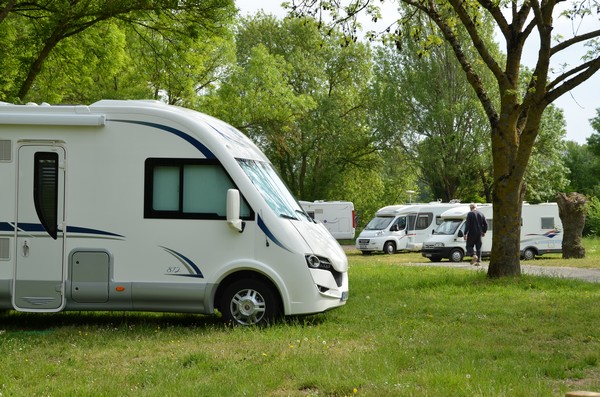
[421,203,562,262]
[299,200,356,240]
[355,202,463,254]
[0,100,348,325]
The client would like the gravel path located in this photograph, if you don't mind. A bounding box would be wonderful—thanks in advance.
[408,261,600,283]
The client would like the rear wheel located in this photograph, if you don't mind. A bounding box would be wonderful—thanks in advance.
[220,278,281,326]
[383,241,396,255]
[449,249,464,263]
[522,248,536,260]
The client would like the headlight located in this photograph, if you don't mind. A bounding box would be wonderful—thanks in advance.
[375,231,384,236]
[305,254,332,270]
[435,242,445,247]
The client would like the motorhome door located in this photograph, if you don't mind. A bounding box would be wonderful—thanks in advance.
[13,144,66,311]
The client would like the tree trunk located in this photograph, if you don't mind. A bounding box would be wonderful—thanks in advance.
[556,192,587,259]
[487,180,524,277]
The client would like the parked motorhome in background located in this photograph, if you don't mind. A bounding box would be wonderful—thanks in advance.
[299,200,356,240]
[421,203,562,262]
[0,100,348,325]
[355,202,463,254]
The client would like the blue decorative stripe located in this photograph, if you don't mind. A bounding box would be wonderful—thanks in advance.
[13,222,46,233]
[111,119,216,159]
[161,246,204,278]
[258,215,290,252]
[66,226,124,238]
[2,222,124,239]
[0,222,14,232]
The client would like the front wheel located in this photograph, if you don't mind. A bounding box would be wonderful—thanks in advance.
[220,278,281,326]
[449,249,464,263]
[383,241,396,255]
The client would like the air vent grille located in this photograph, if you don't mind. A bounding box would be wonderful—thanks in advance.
[0,238,9,260]
[0,140,11,161]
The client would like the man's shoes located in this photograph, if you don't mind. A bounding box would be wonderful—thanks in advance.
[474,261,481,267]
[471,255,478,265]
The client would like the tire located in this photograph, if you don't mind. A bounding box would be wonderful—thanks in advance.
[449,249,464,263]
[220,278,281,326]
[522,248,536,261]
[383,241,396,254]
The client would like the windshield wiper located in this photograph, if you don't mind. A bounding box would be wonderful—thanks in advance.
[279,213,298,220]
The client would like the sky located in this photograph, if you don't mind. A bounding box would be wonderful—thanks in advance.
[236,0,599,144]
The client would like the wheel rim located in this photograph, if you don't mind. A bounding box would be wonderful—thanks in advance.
[451,251,462,262]
[230,288,266,325]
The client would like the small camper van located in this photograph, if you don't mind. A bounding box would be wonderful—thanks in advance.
[355,202,463,254]
[299,201,356,240]
[0,100,348,325]
[421,203,562,262]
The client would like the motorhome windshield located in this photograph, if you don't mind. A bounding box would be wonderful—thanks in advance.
[238,159,309,221]
[365,216,394,230]
[434,219,462,235]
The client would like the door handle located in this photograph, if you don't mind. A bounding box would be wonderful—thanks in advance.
[22,239,30,257]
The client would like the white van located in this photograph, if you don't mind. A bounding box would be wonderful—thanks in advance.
[299,200,356,240]
[355,202,463,254]
[421,203,562,262]
[0,100,348,325]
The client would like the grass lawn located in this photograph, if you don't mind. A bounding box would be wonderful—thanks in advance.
[1,240,599,396]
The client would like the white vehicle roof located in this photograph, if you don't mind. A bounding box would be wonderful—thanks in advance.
[0,99,268,161]
[440,204,492,219]
[376,202,462,216]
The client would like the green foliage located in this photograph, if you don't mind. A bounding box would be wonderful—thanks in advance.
[584,196,600,236]
[524,104,569,202]
[202,14,386,203]
[0,0,237,102]
[370,38,492,202]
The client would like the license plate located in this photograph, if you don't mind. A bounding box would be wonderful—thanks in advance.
[358,245,368,249]
[341,291,349,301]
[424,253,432,257]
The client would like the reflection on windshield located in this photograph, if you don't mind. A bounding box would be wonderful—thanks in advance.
[435,220,462,235]
[238,159,309,221]
[365,216,394,230]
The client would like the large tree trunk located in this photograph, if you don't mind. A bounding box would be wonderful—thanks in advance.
[556,192,587,259]
[487,179,525,277]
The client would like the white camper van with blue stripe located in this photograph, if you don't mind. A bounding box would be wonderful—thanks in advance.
[0,100,348,325]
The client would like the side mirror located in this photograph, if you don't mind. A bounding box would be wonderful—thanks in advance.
[457,230,464,238]
[227,189,244,233]
[431,229,435,235]
[390,224,398,232]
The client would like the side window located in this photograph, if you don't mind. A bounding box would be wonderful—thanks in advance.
[541,217,554,229]
[144,158,253,220]
[409,213,433,230]
[34,152,59,239]
[396,216,407,230]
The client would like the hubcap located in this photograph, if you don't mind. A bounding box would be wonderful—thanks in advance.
[230,289,266,325]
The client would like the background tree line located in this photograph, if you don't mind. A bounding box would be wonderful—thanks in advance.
[0,1,597,232]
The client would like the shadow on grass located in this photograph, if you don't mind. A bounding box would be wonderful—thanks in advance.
[0,309,330,333]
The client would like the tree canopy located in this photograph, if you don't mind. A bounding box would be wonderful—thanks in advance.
[289,0,600,277]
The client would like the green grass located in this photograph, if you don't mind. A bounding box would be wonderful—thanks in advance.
[1,242,600,396]
[346,235,600,269]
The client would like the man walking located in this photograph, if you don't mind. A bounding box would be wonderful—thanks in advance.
[464,203,488,266]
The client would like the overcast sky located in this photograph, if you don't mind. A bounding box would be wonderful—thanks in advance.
[236,0,599,144]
